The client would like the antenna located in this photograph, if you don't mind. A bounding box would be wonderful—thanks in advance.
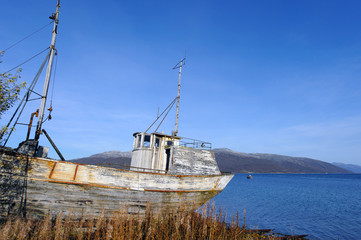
[172,55,186,136]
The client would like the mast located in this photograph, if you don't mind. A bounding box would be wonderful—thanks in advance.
[173,57,186,136]
[34,0,60,141]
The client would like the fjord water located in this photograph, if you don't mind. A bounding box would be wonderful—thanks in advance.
[212,174,361,240]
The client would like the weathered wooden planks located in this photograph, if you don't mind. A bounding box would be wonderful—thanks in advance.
[25,179,220,218]
[30,157,232,192]
[0,148,233,219]
[168,147,221,175]
[0,149,28,217]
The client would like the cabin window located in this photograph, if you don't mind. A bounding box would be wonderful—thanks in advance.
[167,141,173,146]
[143,135,151,147]
[136,135,142,148]
[155,137,160,147]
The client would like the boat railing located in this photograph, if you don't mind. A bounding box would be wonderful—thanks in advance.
[178,137,212,150]
[98,162,167,174]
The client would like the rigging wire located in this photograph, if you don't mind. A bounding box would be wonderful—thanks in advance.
[41,52,57,125]
[2,50,51,146]
[153,100,176,133]
[144,97,177,134]
[3,21,54,52]
[3,47,50,74]
[50,50,58,109]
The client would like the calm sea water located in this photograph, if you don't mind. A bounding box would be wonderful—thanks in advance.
[211,174,361,240]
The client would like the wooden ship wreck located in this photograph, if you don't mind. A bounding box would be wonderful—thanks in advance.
[0,1,233,219]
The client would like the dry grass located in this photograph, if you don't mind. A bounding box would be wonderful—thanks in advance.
[0,203,278,240]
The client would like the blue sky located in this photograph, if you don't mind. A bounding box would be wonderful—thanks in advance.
[1,0,361,164]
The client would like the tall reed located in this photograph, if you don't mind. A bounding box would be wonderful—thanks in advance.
[0,203,279,240]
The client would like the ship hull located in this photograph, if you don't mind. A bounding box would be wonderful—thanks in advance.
[0,148,233,218]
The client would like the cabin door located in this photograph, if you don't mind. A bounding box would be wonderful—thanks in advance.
[165,148,171,171]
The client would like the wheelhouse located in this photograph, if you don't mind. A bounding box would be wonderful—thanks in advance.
[130,132,181,173]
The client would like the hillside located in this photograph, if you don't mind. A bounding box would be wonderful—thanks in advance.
[71,151,132,168]
[70,149,351,174]
[213,148,350,173]
[332,162,361,173]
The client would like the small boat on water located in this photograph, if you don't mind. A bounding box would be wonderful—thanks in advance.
[247,175,253,179]
[0,1,233,219]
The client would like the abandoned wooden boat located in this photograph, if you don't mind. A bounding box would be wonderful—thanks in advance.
[0,1,233,219]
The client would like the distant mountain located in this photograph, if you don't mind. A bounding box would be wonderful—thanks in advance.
[332,162,361,173]
[213,148,351,174]
[70,149,351,174]
[71,151,132,168]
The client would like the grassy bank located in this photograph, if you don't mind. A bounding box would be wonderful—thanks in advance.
[0,204,301,239]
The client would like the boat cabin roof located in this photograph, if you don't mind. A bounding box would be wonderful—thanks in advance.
[133,132,182,140]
